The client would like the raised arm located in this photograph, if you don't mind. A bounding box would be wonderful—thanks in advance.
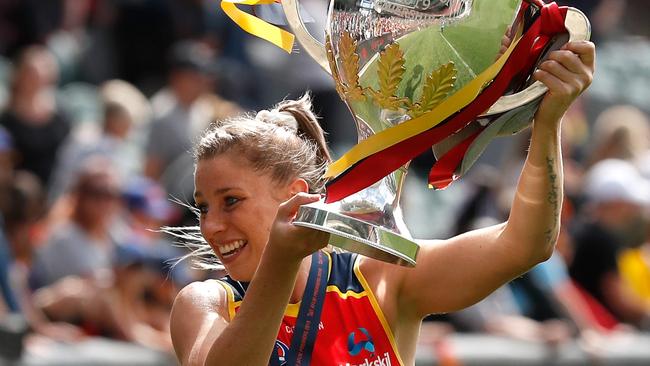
[171,193,329,365]
[391,41,595,318]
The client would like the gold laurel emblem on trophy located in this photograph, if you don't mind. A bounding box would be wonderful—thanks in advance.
[407,62,457,118]
[330,31,457,117]
[367,42,411,110]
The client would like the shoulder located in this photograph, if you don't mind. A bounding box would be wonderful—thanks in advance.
[171,280,230,364]
[172,279,229,318]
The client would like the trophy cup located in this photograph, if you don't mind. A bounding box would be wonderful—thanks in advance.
[220,0,590,266]
[272,0,590,266]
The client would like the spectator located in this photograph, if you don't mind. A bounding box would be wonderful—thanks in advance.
[48,79,151,202]
[144,40,215,182]
[119,176,189,284]
[30,158,122,288]
[585,105,649,168]
[0,45,71,189]
[3,170,85,342]
[569,159,650,328]
[618,233,650,311]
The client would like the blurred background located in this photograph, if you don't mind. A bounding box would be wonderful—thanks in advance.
[0,0,649,365]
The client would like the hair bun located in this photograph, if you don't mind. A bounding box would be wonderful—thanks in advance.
[255,109,298,131]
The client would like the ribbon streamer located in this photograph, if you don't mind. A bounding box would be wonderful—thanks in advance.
[221,0,295,52]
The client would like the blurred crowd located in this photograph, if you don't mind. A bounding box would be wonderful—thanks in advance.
[0,0,649,364]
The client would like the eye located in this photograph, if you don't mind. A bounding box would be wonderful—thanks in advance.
[194,202,208,215]
[224,196,241,208]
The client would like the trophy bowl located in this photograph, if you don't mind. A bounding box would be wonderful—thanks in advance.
[277,0,590,266]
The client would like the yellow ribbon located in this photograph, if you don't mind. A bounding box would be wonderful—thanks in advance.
[325,27,524,179]
[221,0,295,53]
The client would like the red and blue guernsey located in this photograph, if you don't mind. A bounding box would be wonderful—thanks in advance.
[217,251,404,366]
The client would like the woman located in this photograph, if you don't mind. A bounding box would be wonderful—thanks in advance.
[0,45,71,189]
[170,40,595,365]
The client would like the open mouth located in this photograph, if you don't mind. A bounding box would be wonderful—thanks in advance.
[219,240,248,260]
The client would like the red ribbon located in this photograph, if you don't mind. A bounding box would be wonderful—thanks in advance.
[427,129,483,189]
[325,3,568,203]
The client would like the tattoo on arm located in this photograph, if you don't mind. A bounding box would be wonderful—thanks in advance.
[544,157,560,244]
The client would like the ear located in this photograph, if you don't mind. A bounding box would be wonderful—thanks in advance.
[286,178,309,198]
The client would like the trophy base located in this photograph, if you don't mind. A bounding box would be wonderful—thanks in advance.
[293,204,419,267]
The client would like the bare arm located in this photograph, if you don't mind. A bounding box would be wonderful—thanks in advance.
[171,194,329,365]
[393,41,595,318]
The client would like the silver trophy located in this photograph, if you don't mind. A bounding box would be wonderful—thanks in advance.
[281,0,590,266]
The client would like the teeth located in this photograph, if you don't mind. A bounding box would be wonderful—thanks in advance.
[218,240,245,255]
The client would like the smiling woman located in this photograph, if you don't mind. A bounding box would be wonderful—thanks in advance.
[193,152,313,280]
[170,38,595,365]
[188,94,331,280]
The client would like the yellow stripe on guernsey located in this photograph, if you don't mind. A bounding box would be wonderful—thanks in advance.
[224,251,336,319]
[214,279,238,321]
[327,286,367,299]
[324,25,524,179]
[353,257,405,366]
[221,0,294,53]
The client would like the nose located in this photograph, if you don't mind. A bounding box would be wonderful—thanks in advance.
[201,211,228,239]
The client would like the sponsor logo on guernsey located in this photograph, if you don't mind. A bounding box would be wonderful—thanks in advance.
[343,328,391,365]
[347,327,375,356]
[339,352,392,366]
[274,340,289,365]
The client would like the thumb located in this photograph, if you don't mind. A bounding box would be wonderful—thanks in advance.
[277,193,321,221]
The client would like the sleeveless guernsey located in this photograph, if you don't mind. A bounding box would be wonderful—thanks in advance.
[217,251,404,366]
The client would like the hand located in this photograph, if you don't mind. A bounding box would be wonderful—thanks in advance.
[495,26,514,61]
[268,193,330,263]
[533,40,595,125]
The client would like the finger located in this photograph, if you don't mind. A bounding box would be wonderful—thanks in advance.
[534,69,570,96]
[546,49,586,75]
[501,34,512,48]
[277,193,321,220]
[537,59,576,85]
[537,59,590,94]
[561,40,596,69]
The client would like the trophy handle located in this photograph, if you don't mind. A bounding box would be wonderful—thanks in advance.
[281,0,331,74]
[481,7,591,116]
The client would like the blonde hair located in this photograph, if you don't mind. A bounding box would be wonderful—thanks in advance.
[195,93,331,193]
[169,93,331,270]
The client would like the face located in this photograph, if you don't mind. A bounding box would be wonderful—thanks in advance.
[194,153,294,281]
[16,52,58,93]
[106,111,132,139]
[75,174,121,228]
[170,69,211,105]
